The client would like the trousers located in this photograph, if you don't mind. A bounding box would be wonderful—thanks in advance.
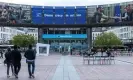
[13,62,21,75]
[27,61,35,76]
[7,63,14,75]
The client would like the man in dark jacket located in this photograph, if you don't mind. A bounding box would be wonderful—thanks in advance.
[24,45,36,78]
[11,45,21,78]
[5,47,14,78]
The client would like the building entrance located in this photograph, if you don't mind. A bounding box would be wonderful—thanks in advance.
[44,39,88,53]
[59,43,71,53]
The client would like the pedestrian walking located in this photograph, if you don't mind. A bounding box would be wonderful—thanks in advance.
[5,47,14,78]
[24,45,36,78]
[0,50,4,58]
[11,45,22,78]
[70,48,73,55]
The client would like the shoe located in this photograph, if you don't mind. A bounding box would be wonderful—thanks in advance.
[31,74,35,78]
[29,76,32,78]
[7,75,10,78]
[12,73,15,76]
[15,75,18,79]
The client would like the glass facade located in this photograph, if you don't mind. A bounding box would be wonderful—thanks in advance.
[41,28,88,52]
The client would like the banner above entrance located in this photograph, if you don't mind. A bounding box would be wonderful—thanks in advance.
[42,34,87,39]
[48,28,81,30]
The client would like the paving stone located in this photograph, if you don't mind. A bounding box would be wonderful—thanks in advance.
[1,53,133,80]
[71,56,133,80]
[52,56,80,80]
[0,54,61,80]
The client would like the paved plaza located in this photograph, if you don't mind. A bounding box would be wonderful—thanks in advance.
[0,54,133,80]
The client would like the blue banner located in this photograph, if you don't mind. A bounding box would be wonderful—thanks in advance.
[44,7,54,24]
[31,6,43,24]
[76,7,86,24]
[65,7,75,24]
[42,34,87,39]
[114,4,121,22]
[54,7,64,24]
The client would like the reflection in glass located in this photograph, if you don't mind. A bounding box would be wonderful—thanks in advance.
[39,47,47,54]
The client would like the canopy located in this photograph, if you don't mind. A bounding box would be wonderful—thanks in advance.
[0,0,133,6]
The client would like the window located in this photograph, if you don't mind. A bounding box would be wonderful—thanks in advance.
[1,27,3,31]
[126,33,128,38]
[124,33,126,38]
[77,30,81,34]
[35,34,37,36]
[127,27,128,31]
[43,29,47,34]
[93,37,95,40]
[48,30,54,34]
[120,29,123,32]
[124,28,126,32]
[55,30,59,34]
[49,40,54,44]
[82,30,86,34]
[3,28,5,32]
[71,30,76,34]
[1,33,2,38]
[93,33,94,37]
[129,33,130,38]
[96,34,98,36]
[60,31,65,34]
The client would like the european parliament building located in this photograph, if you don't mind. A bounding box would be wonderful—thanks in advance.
[37,7,88,52]
[0,1,133,52]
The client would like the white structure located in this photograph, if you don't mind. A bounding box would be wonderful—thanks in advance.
[0,27,25,44]
[25,28,38,41]
[105,26,133,43]
[36,43,50,56]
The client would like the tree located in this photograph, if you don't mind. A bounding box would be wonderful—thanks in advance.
[12,34,37,47]
[93,32,122,47]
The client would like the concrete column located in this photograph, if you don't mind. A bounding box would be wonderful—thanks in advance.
[38,28,43,43]
[87,28,92,49]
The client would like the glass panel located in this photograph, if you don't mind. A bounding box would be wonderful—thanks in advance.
[60,31,65,34]
[39,47,47,54]
[71,30,76,34]
[55,30,60,34]
[77,30,81,34]
[82,30,86,34]
[48,30,54,34]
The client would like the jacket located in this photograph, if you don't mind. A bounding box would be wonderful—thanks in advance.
[11,49,22,63]
[24,49,36,60]
[5,51,12,63]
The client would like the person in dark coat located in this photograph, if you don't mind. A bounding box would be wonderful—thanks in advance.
[11,45,21,78]
[5,47,14,78]
[0,50,3,58]
[24,45,36,78]
[70,48,73,55]
[106,49,111,57]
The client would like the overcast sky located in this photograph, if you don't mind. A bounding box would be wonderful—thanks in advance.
[0,0,133,6]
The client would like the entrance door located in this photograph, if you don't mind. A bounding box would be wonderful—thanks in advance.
[59,43,70,54]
